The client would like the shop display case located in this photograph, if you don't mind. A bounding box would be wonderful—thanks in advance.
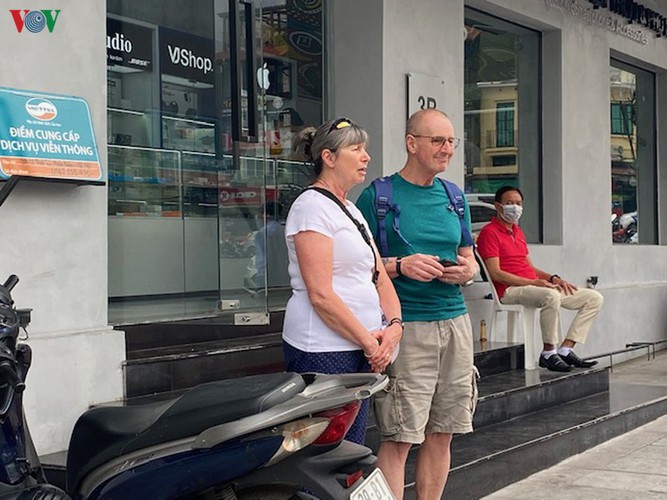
[107,67,159,147]
[108,146,181,217]
[162,116,215,153]
[161,79,216,154]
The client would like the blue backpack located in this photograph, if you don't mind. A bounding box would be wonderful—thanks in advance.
[372,176,474,257]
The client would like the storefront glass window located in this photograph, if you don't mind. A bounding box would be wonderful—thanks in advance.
[107,0,323,324]
[464,9,542,243]
[610,61,656,245]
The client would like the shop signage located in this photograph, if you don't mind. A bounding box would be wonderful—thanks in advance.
[107,18,153,70]
[160,28,214,84]
[407,73,446,118]
[546,0,667,44]
[219,187,261,206]
[218,186,281,207]
[587,0,667,37]
[0,87,103,183]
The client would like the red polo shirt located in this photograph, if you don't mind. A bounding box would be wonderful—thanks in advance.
[476,217,538,299]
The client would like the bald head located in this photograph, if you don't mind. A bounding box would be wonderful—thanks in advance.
[406,109,451,136]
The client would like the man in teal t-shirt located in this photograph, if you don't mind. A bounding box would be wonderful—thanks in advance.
[356,109,478,500]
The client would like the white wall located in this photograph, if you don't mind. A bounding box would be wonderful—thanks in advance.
[328,0,385,202]
[382,0,467,182]
[333,0,667,361]
[0,0,124,453]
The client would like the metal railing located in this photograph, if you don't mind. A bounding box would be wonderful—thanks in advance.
[583,339,667,372]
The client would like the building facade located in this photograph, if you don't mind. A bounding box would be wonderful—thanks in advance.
[1,0,666,454]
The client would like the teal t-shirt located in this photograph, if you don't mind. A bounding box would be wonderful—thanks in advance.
[356,173,472,322]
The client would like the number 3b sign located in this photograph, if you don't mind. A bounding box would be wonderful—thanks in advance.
[407,72,446,118]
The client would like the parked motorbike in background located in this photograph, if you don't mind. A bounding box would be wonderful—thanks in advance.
[611,211,638,243]
[0,275,393,499]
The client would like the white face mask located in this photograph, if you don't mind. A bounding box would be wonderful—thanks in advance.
[501,204,523,224]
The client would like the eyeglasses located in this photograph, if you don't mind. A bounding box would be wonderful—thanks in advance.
[412,135,461,149]
[328,117,353,134]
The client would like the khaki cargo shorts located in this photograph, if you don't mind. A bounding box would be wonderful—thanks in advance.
[373,313,478,443]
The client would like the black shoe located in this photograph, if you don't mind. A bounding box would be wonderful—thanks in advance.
[538,353,572,372]
[560,351,598,368]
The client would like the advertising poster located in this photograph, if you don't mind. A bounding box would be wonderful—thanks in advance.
[0,87,103,183]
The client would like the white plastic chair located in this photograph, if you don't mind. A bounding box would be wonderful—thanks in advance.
[474,248,539,370]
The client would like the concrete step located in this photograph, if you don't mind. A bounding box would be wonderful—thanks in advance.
[121,311,286,353]
[442,386,667,499]
[474,366,609,428]
[124,333,284,398]
[364,365,609,462]
[473,341,524,377]
[123,331,523,399]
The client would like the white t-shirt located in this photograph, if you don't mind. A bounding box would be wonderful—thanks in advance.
[283,189,383,352]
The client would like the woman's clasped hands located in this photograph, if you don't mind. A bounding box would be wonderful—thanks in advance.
[364,322,402,373]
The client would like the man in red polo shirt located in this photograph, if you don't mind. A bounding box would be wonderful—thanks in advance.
[476,186,604,372]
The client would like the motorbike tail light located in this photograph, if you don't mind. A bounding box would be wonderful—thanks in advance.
[312,401,361,445]
[265,418,329,467]
[345,469,364,488]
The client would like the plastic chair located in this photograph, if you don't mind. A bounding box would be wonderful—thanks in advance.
[474,248,538,370]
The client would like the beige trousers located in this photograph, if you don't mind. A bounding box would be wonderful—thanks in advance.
[501,286,604,346]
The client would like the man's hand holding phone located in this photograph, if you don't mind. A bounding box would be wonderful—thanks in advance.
[438,255,471,285]
[438,258,459,268]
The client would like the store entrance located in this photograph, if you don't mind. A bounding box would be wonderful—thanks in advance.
[106,0,323,333]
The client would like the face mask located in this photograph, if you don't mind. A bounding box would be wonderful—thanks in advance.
[501,204,523,224]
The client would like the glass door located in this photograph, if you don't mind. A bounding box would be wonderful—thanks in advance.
[107,0,271,325]
[107,0,323,325]
[210,0,271,324]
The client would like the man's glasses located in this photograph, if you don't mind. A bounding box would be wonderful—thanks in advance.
[328,117,353,134]
[412,135,461,149]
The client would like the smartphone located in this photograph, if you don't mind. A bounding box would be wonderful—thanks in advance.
[439,258,458,267]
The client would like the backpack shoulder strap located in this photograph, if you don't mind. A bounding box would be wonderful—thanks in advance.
[372,176,413,257]
[372,177,393,257]
[439,178,474,247]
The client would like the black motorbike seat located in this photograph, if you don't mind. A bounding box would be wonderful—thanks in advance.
[66,372,306,494]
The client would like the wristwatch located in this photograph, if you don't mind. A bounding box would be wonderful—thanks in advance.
[395,257,404,277]
[461,278,475,287]
[387,317,405,332]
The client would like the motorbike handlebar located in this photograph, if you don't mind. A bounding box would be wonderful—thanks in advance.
[0,275,18,309]
[3,275,18,293]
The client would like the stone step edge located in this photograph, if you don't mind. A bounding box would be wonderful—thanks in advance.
[454,391,667,473]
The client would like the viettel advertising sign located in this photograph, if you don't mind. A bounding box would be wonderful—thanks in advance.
[0,87,103,183]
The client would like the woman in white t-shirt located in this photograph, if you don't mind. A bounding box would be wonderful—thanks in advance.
[283,117,402,445]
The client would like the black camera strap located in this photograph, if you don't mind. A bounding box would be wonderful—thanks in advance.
[305,187,379,285]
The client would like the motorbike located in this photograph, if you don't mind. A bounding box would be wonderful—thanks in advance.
[0,275,393,499]
[611,211,638,243]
